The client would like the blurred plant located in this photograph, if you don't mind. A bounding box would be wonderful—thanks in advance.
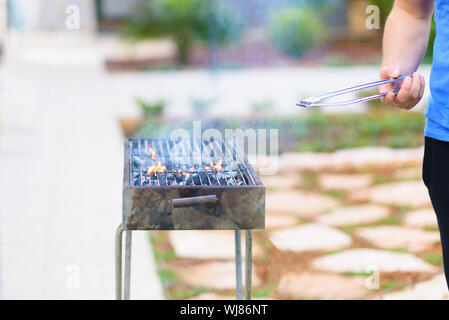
[267,6,328,58]
[134,98,168,138]
[123,0,242,65]
[135,98,166,118]
[191,97,216,117]
[250,99,274,116]
[423,20,436,63]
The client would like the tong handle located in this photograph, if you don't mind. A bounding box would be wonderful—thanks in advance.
[297,74,410,108]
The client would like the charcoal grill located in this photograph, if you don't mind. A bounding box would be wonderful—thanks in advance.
[115,138,265,300]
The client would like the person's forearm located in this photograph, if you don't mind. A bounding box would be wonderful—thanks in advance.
[382,3,433,73]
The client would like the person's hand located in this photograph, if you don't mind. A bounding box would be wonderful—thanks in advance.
[379,67,425,110]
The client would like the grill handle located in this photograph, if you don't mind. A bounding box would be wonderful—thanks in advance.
[167,195,219,216]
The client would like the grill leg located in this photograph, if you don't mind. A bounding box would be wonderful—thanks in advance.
[115,223,124,300]
[124,230,132,300]
[245,230,253,300]
[234,230,243,300]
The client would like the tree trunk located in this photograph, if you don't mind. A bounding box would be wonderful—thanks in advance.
[175,33,192,66]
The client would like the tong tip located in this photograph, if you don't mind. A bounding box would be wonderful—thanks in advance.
[297,100,312,108]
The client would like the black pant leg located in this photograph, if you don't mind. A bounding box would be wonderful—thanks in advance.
[423,137,449,290]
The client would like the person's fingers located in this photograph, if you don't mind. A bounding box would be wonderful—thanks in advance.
[382,91,396,105]
[380,66,394,79]
[395,76,413,106]
[379,82,394,94]
[380,66,401,79]
[379,67,401,103]
[409,72,422,101]
[418,74,425,100]
[391,69,401,79]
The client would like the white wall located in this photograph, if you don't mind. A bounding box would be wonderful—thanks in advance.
[9,0,96,32]
[39,0,96,31]
[0,0,7,40]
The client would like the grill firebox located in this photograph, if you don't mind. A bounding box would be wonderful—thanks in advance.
[122,138,265,230]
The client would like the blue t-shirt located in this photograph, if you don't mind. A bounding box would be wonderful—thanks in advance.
[425,0,449,141]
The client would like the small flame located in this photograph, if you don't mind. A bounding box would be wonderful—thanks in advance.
[148,146,157,160]
[183,166,195,178]
[147,161,166,176]
[205,159,223,171]
[214,159,223,171]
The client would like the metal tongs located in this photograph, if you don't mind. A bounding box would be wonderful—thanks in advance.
[297,74,410,108]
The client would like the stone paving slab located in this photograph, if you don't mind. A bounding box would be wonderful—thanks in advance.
[368,181,431,208]
[319,174,372,191]
[277,272,368,299]
[394,167,423,180]
[355,226,440,252]
[313,249,438,273]
[316,204,389,226]
[266,191,339,218]
[275,147,423,173]
[404,209,438,228]
[265,214,299,230]
[168,231,262,260]
[381,274,449,300]
[270,224,352,252]
[176,261,260,290]
[261,174,301,190]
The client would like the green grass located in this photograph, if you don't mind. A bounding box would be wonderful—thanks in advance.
[157,268,179,287]
[376,215,403,226]
[300,172,319,189]
[422,253,444,266]
[323,190,347,199]
[382,280,408,291]
[343,271,373,277]
[149,232,165,246]
[387,248,409,254]
[168,287,208,300]
[372,175,395,185]
[257,238,274,250]
[252,284,276,298]
[424,225,439,232]
[154,249,178,262]
[325,249,344,255]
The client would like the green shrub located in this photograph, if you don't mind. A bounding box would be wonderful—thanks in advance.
[135,98,165,117]
[268,6,328,58]
[123,0,242,65]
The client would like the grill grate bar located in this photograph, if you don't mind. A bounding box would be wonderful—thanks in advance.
[202,139,221,186]
[131,138,255,187]
[225,139,256,185]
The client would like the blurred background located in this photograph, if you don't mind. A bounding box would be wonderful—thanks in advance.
[0,0,447,300]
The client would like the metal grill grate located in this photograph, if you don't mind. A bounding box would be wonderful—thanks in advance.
[129,139,256,187]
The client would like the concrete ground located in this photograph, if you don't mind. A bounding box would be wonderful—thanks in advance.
[0,32,164,299]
